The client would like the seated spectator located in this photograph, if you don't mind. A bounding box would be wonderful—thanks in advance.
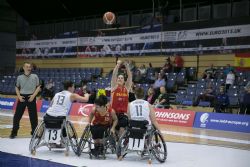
[31,63,38,72]
[76,81,96,104]
[225,70,235,91]
[162,57,173,73]
[173,55,184,73]
[193,84,215,107]
[138,64,147,79]
[153,73,166,89]
[214,85,229,113]
[127,60,136,72]
[202,72,214,80]
[133,70,143,83]
[144,87,157,105]
[41,79,55,101]
[154,86,170,109]
[203,64,216,79]
[239,82,250,115]
[223,64,234,75]
[76,81,89,96]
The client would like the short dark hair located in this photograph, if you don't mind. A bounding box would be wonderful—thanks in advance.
[94,95,108,107]
[23,62,31,65]
[63,80,74,90]
[134,87,145,99]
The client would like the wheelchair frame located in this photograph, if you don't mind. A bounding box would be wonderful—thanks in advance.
[116,123,167,164]
[77,124,116,159]
[29,118,78,156]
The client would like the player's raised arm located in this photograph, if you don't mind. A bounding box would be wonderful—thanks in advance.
[111,60,122,91]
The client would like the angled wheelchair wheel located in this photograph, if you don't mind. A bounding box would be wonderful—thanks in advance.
[149,130,167,163]
[65,121,78,155]
[116,130,129,160]
[29,121,45,155]
[77,125,91,156]
[104,131,116,154]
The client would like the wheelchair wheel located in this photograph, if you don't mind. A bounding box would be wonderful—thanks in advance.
[77,125,91,156]
[29,121,45,155]
[116,130,129,159]
[149,130,167,163]
[104,131,116,154]
[65,121,78,155]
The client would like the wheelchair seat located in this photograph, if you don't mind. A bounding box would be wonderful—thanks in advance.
[44,115,65,129]
[127,120,149,151]
[128,120,148,139]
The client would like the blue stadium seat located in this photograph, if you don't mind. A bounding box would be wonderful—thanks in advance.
[176,75,185,85]
[187,67,196,80]
[175,94,185,104]
[182,100,193,106]
[198,101,211,107]
[166,78,176,91]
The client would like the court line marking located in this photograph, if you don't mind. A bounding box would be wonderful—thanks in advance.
[0,112,249,145]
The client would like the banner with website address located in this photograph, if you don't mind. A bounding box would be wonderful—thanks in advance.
[193,112,250,133]
[16,24,250,57]
[16,24,250,49]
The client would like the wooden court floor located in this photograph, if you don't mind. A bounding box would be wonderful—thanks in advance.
[0,109,249,150]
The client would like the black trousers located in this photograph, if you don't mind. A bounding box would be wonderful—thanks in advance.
[115,113,128,130]
[90,125,109,140]
[12,94,38,135]
[239,104,250,115]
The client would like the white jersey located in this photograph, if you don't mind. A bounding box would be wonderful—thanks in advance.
[46,90,72,117]
[129,99,151,125]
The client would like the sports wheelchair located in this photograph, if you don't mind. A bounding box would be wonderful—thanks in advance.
[77,124,116,159]
[116,120,167,164]
[29,115,78,156]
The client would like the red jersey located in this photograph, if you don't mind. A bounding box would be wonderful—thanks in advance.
[111,86,129,113]
[92,107,112,126]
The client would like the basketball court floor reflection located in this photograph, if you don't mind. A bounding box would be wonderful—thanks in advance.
[0,109,249,167]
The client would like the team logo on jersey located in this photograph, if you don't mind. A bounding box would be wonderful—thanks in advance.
[78,104,94,117]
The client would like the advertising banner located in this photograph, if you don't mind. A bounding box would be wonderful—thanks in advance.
[0,97,16,110]
[193,112,250,133]
[16,24,250,57]
[70,103,94,117]
[36,100,43,113]
[40,100,50,113]
[16,24,250,49]
[155,108,195,127]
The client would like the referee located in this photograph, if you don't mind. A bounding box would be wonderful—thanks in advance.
[10,62,41,139]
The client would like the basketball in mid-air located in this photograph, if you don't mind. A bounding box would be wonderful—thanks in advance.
[103,11,116,25]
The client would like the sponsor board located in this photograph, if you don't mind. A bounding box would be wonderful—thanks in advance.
[17,24,250,49]
[155,108,195,127]
[13,99,42,113]
[0,98,16,110]
[40,100,50,113]
[194,112,250,133]
[70,103,94,116]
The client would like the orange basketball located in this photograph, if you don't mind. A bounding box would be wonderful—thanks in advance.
[103,11,116,25]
